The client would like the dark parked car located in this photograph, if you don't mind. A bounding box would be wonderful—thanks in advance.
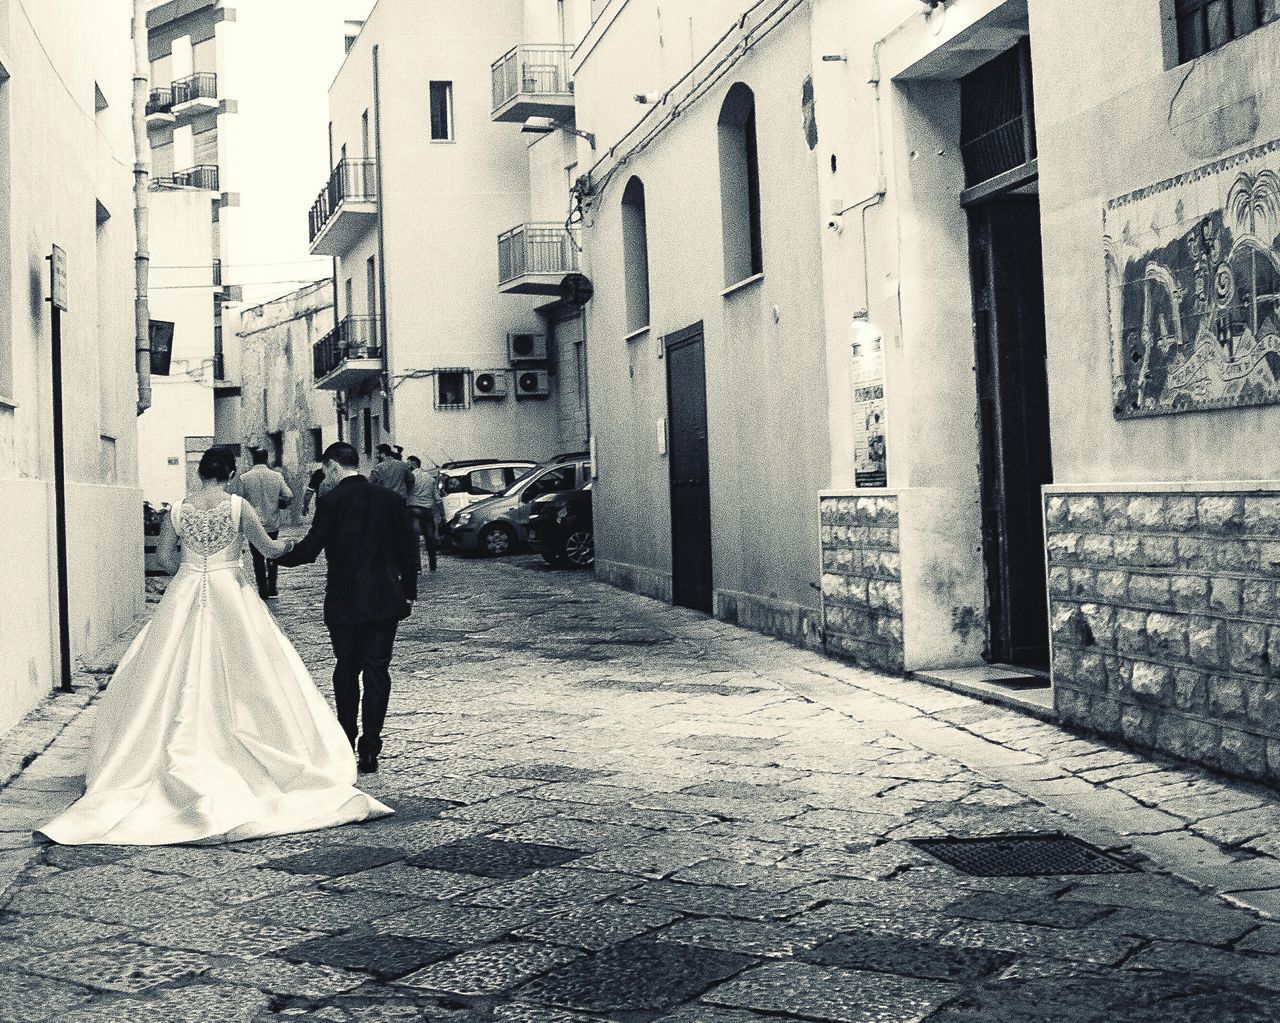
[527,484,593,568]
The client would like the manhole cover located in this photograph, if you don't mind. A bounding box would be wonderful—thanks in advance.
[909,833,1138,877]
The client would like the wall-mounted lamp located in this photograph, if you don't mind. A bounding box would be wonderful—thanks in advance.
[520,116,596,149]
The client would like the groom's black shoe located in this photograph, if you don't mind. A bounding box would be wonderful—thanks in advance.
[358,753,379,774]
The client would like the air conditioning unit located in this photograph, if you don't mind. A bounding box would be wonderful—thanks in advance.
[507,332,548,363]
[514,368,551,399]
[472,369,508,399]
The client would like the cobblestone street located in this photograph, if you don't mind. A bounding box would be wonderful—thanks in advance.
[3,552,1280,1021]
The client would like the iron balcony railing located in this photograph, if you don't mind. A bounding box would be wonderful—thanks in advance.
[491,43,574,112]
[313,315,381,380]
[308,159,377,243]
[145,86,174,116]
[171,72,218,106]
[152,165,220,191]
[498,223,580,284]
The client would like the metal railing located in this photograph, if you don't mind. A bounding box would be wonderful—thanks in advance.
[152,165,220,191]
[308,159,377,243]
[146,87,174,116]
[171,72,218,106]
[313,316,381,380]
[491,43,574,112]
[498,223,580,284]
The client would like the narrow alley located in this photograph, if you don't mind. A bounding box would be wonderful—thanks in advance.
[1,554,1279,1022]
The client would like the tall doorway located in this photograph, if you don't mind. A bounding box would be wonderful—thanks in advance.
[665,322,713,613]
[961,37,1052,669]
[969,198,1052,667]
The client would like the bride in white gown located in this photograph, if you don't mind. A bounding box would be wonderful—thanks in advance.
[37,447,392,846]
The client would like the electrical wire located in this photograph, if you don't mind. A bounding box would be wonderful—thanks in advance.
[150,277,327,290]
[575,0,804,211]
[15,0,132,170]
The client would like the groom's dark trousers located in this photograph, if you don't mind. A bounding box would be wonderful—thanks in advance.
[276,474,418,759]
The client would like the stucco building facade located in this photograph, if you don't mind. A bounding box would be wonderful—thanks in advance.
[235,280,337,525]
[138,0,369,508]
[0,1,145,732]
[577,0,1280,785]
[311,0,585,475]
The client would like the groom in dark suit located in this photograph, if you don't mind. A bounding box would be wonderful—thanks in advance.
[276,441,418,773]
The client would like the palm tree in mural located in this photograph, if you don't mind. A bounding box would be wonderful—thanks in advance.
[1226,170,1280,340]
[1227,170,1280,237]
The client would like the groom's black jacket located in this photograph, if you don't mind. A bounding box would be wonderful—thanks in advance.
[276,474,418,625]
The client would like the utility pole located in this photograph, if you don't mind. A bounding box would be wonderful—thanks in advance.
[46,246,72,693]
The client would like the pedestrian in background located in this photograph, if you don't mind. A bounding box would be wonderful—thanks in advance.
[370,442,413,501]
[275,442,419,774]
[229,448,292,599]
[406,454,439,573]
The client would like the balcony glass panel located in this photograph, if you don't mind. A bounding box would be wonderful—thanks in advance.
[498,223,580,285]
[491,44,574,112]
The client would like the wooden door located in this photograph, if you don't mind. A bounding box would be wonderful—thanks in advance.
[969,197,1053,667]
[665,323,713,613]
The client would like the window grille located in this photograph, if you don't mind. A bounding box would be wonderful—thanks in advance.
[435,369,470,410]
[1176,0,1279,62]
[959,39,1036,189]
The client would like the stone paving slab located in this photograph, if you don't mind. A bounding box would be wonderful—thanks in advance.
[1,552,1280,1020]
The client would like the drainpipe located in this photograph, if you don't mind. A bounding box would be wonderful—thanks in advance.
[132,0,152,414]
[372,44,391,432]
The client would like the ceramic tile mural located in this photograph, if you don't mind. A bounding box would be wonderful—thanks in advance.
[1105,138,1280,418]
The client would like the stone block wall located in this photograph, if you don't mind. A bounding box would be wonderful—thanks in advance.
[1046,488,1280,786]
[820,495,903,673]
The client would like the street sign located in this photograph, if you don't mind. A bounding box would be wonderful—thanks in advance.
[49,244,68,311]
[559,272,594,306]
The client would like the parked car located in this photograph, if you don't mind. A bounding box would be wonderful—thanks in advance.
[449,453,591,556]
[437,459,536,526]
[528,484,593,568]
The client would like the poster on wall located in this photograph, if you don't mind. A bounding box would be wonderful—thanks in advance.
[1106,138,1280,418]
[851,320,887,488]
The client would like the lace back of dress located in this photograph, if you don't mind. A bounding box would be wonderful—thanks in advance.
[177,498,240,559]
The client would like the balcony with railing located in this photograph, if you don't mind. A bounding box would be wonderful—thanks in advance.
[171,72,219,118]
[308,159,377,256]
[497,223,580,295]
[491,44,575,123]
[145,86,174,126]
[313,315,382,390]
[151,165,220,191]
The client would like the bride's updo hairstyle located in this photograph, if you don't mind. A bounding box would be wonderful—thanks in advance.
[198,446,237,482]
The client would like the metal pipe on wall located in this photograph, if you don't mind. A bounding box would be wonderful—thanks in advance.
[132,0,152,415]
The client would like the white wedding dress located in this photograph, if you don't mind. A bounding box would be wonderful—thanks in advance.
[37,495,391,846]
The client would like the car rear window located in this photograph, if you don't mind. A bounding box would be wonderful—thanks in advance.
[469,467,509,494]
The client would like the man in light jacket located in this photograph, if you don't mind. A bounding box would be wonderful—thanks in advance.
[230,448,293,599]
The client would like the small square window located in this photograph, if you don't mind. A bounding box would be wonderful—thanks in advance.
[429,81,454,141]
[435,369,469,409]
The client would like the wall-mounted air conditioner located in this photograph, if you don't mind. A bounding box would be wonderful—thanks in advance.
[514,368,551,399]
[472,370,508,399]
[507,331,548,363]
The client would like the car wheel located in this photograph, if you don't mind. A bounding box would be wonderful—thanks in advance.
[563,528,594,568]
[479,523,516,557]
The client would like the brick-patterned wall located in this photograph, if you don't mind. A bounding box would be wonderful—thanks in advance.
[1046,489,1280,786]
[820,495,903,673]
